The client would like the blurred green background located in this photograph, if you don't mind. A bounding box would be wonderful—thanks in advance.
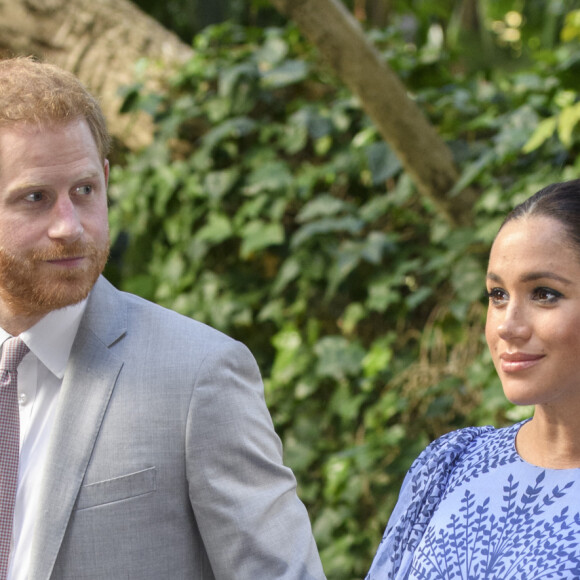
[102,1,580,577]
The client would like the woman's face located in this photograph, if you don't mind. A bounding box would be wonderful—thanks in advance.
[485,215,580,412]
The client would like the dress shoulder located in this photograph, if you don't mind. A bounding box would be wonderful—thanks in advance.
[366,425,495,579]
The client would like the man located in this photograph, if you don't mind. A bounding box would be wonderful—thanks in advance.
[0,57,325,580]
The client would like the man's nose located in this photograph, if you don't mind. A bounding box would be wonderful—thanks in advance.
[47,196,83,242]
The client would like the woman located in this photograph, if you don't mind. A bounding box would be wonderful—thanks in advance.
[366,180,580,579]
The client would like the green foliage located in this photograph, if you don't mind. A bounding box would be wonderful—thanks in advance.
[132,0,285,42]
[108,18,580,579]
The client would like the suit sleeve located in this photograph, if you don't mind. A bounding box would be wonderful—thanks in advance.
[185,338,326,580]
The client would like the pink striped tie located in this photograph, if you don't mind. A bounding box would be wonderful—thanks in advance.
[0,337,29,578]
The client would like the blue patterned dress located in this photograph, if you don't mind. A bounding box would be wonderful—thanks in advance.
[366,422,580,579]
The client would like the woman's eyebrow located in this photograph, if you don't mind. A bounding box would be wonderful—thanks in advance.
[486,271,572,285]
[519,271,573,285]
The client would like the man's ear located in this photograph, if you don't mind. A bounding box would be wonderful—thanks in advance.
[104,159,110,188]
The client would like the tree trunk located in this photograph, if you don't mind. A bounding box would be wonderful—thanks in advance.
[269,0,476,226]
[355,0,392,28]
[0,0,193,151]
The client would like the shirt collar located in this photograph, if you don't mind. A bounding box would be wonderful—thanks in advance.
[0,300,88,379]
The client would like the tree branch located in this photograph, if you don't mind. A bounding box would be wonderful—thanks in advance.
[269,0,476,225]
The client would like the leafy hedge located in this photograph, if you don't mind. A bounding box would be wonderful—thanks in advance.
[107,16,580,578]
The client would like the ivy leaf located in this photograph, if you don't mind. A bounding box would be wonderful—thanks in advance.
[365,141,402,185]
[557,102,580,147]
[314,336,366,380]
[272,257,301,294]
[522,116,557,153]
[202,117,257,151]
[256,34,290,66]
[291,217,364,248]
[195,213,233,244]
[297,194,352,222]
[239,220,285,258]
[204,168,240,201]
[243,161,294,196]
[261,60,309,88]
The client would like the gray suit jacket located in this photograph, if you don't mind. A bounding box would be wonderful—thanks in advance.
[27,277,325,579]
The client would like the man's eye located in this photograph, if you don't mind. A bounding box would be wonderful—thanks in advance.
[24,192,44,202]
[75,185,92,195]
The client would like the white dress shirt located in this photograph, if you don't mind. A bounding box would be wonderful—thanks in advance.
[3,300,87,580]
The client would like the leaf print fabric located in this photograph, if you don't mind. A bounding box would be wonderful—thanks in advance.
[366,422,580,580]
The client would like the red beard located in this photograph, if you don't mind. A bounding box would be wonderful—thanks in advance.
[0,240,109,317]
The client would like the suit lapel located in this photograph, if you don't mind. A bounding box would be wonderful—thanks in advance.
[29,277,127,580]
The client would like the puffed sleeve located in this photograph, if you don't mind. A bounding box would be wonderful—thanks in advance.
[366,426,493,579]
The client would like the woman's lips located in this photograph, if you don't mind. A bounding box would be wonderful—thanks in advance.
[500,352,545,373]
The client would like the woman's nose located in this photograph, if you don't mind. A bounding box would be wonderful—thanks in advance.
[496,303,531,341]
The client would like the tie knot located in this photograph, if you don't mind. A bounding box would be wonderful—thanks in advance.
[0,337,29,374]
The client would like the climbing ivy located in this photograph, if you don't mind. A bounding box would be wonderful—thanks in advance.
[108,17,580,578]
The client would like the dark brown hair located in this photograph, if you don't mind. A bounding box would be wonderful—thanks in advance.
[500,179,580,253]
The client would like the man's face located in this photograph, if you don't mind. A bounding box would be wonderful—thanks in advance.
[0,119,110,330]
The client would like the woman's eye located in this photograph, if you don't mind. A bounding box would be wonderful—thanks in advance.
[486,288,508,304]
[75,185,92,195]
[532,287,562,303]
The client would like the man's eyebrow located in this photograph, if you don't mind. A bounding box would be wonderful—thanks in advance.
[10,170,102,191]
[486,271,573,284]
[76,170,102,180]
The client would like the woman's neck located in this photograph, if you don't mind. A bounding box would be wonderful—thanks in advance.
[516,412,580,469]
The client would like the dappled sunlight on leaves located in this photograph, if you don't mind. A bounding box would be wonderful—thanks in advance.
[106,12,580,577]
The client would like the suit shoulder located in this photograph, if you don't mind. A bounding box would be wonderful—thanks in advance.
[119,287,240,349]
[89,277,251,361]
